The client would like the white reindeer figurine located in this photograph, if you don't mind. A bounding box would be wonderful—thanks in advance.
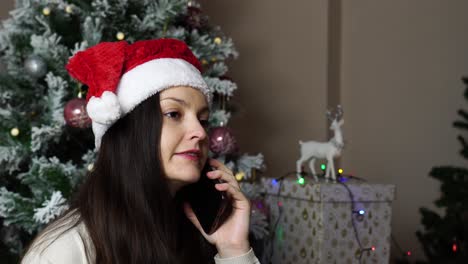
[296,106,344,181]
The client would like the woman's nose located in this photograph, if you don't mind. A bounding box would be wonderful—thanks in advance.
[189,119,207,140]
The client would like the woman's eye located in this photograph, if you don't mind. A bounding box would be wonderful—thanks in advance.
[164,111,180,119]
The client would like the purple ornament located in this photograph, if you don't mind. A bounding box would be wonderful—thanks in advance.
[209,127,238,155]
[251,198,269,217]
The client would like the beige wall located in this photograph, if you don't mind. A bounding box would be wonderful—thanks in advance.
[0,1,13,20]
[341,0,468,261]
[2,0,468,262]
[199,0,329,179]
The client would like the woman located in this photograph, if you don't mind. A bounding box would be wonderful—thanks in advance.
[22,39,260,264]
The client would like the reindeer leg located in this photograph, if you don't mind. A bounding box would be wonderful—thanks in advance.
[308,158,318,181]
[328,156,336,182]
[324,160,328,181]
[296,158,306,179]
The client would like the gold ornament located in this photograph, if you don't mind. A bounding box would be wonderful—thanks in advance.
[201,59,208,65]
[210,56,217,62]
[42,7,51,16]
[214,37,222,45]
[87,163,94,171]
[10,128,20,137]
[235,171,245,181]
[116,32,125,40]
[65,5,73,14]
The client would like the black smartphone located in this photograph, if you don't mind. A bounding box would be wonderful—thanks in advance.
[183,165,233,235]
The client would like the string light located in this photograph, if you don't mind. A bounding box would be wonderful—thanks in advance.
[235,171,245,181]
[297,177,305,185]
[10,128,20,137]
[406,251,412,256]
[338,168,344,174]
[271,179,278,185]
[320,164,326,170]
[65,5,73,14]
[214,37,222,45]
[42,7,51,16]
[116,32,125,40]
[358,209,365,215]
[452,242,458,252]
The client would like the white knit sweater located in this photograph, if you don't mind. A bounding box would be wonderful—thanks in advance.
[22,216,260,264]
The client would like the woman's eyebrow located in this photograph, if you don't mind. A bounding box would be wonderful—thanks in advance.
[160,97,188,106]
[161,97,209,114]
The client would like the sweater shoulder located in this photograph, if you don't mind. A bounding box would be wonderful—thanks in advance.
[22,214,89,264]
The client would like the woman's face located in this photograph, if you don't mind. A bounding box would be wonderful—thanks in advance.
[159,86,210,193]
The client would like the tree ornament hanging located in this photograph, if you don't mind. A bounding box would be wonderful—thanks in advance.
[63,98,91,128]
[24,55,48,78]
[184,6,207,30]
[10,127,19,137]
[209,126,238,155]
[251,198,269,218]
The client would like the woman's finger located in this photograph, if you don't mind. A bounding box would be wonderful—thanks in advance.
[214,182,247,203]
[183,202,209,238]
[209,159,233,176]
[207,170,240,189]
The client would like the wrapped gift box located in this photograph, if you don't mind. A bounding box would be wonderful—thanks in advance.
[260,177,396,264]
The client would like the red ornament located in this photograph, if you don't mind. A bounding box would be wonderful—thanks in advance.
[184,6,208,30]
[64,98,91,128]
[209,127,238,155]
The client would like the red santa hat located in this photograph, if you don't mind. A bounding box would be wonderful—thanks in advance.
[66,39,211,149]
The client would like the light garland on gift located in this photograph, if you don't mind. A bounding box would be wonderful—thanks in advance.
[265,169,412,263]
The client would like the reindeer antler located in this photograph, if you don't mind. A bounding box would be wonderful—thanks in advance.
[326,105,344,121]
[326,110,334,121]
[336,105,343,120]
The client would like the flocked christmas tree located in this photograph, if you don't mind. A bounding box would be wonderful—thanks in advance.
[0,0,267,262]
[416,77,468,264]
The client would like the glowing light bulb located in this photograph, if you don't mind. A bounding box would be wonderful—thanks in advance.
[272,179,278,185]
[358,209,365,215]
[406,251,411,256]
[216,136,223,141]
[320,164,326,170]
[371,246,376,251]
[297,177,305,185]
[452,243,458,252]
[235,171,245,181]
[338,168,344,174]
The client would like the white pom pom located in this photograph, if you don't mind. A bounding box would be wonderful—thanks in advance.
[86,91,122,125]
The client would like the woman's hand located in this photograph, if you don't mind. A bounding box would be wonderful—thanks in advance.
[183,158,251,258]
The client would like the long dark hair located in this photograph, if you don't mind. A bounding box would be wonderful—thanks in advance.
[25,93,217,263]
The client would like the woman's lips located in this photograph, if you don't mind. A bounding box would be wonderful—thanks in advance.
[175,153,200,161]
[175,149,201,161]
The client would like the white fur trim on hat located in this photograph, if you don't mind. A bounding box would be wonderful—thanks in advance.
[87,91,122,125]
[90,58,210,149]
[117,58,210,113]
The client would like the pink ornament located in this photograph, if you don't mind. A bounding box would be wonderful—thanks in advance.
[209,127,238,155]
[64,98,91,128]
